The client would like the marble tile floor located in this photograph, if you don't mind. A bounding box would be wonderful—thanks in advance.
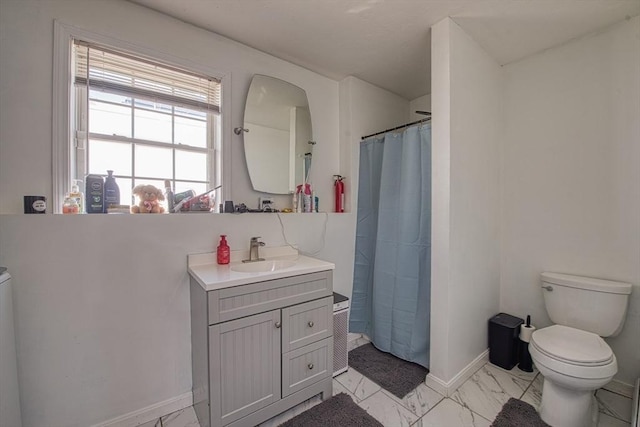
[140,362,633,427]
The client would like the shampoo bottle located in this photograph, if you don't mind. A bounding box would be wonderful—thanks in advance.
[164,180,175,213]
[217,235,230,265]
[303,183,312,212]
[85,174,105,214]
[104,170,120,212]
[295,185,303,213]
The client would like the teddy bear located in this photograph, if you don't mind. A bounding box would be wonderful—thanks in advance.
[131,184,165,214]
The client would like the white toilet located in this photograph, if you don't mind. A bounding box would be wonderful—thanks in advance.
[530,272,632,427]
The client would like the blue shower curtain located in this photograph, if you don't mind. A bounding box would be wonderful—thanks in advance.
[350,124,431,368]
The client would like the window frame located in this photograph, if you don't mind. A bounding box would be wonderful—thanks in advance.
[77,86,217,205]
[53,20,231,214]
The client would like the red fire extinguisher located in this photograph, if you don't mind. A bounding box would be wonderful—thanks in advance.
[333,175,345,213]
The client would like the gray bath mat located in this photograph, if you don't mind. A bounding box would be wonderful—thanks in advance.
[348,343,428,398]
[277,393,383,427]
[491,398,551,427]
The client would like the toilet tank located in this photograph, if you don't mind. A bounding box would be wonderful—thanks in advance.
[541,272,632,337]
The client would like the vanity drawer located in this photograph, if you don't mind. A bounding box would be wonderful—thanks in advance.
[282,338,333,397]
[282,296,333,352]
[208,271,332,324]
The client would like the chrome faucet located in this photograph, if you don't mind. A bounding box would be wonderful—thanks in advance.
[243,237,265,263]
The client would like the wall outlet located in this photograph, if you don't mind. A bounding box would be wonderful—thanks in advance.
[259,197,274,211]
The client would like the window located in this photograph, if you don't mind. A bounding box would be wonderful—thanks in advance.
[66,39,222,210]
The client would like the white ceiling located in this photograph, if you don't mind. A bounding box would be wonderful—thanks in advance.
[128,0,640,100]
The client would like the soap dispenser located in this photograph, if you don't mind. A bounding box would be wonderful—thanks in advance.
[69,179,84,213]
[217,235,230,265]
[62,195,79,214]
[104,170,120,211]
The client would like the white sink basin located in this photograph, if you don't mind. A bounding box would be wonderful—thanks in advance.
[230,259,297,273]
[188,247,335,291]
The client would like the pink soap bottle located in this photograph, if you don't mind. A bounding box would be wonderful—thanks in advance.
[217,235,230,265]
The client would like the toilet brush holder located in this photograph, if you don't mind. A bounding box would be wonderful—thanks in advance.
[518,319,536,372]
[519,340,533,372]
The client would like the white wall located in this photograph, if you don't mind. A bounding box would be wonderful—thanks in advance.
[501,16,640,386]
[0,213,353,427]
[337,76,411,303]
[430,18,502,383]
[0,1,343,426]
[0,0,339,214]
[338,76,411,213]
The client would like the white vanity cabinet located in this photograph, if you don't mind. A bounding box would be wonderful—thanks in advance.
[190,268,334,427]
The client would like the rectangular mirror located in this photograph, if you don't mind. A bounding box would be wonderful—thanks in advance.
[243,75,313,194]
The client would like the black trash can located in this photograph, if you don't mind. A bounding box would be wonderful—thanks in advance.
[488,313,524,370]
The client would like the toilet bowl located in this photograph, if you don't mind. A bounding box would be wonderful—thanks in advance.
[530,325,617,427]
[531,272,632,427]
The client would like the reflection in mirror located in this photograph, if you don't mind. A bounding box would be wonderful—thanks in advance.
[243,75,313,194]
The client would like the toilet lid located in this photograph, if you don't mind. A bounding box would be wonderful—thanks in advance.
[531,325,613,365]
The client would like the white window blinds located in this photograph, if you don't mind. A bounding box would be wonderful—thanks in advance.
[74,40,221,113]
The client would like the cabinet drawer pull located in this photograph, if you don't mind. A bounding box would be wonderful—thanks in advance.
[307,363,314,370]
[275,321,281,328]
[307,321,314,327]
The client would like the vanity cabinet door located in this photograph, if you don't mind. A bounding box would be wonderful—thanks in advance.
[209,310,281,426]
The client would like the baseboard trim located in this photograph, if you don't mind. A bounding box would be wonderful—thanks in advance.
[347,333,370,352]
[91,391,193,427]
[426,349,489,397]
[424,372,448,396]
[603,379,634,399]
[347,332,362,342]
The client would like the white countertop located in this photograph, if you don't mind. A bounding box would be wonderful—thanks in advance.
[188,246,335,291]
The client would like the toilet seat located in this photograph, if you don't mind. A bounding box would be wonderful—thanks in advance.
[531,325,613,366]
[530,325,617,379]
